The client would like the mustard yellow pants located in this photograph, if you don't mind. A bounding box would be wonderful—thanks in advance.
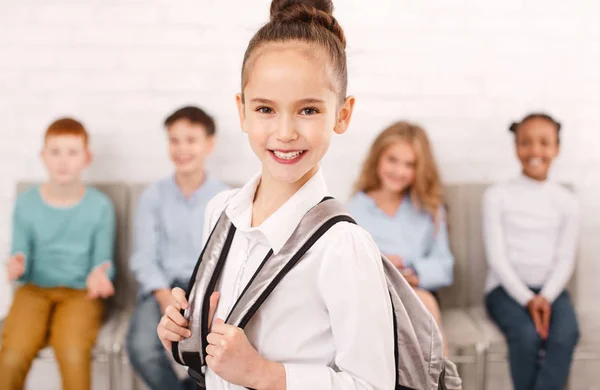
[0,284,104,390]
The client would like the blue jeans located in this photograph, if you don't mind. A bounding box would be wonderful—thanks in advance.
[485,287,579,390]
[126,281,196,390]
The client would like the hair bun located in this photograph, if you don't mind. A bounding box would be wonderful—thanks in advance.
[269,0,346,47]
[270,0,333,18]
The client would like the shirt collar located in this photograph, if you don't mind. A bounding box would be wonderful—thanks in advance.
[517,173,550,189]
[360,191,410,215]
[170,173,213,201]
[225,169,330,254]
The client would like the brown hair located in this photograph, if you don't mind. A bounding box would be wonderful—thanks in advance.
[164,106,216,137]
[354,121,445,222]
[241,0,347,100]
[509,112,561,144]
[45,117,88,146]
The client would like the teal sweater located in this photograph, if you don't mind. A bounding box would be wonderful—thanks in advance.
[11,186,116,289]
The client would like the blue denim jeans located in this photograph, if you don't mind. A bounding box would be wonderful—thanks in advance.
[126,281,196,390]
[485,287,579,390]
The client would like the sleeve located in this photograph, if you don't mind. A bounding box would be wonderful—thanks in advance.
[283,226,396,390]
[540,197,579,303]
[11,198,32,282]
[129,187,169,296]
[412,211,454,291]
[91,198,116,280]
[483,187,534,306]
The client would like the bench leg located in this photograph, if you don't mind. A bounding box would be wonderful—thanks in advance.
[475,342,489,390]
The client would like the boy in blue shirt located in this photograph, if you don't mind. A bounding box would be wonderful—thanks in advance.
[126,106,228,390]
[0,118,116,390]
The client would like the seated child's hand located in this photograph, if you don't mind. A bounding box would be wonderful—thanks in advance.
[400,267,420,287]
[154,288,177,315]
[6,253,26,281]
[157,288,219,353]
[527,295,551,340]
[86,262,115,299]
[386,254,404,269]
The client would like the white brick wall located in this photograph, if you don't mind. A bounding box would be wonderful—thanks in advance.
[1,0,599,328]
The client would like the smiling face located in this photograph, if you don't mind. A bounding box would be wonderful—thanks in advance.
[167,119,214,176]
[377,140,417,195]
[515,117,560,181]
[236,42,354,187]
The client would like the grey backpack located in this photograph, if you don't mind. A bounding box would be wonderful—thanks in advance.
[173,197,462,390]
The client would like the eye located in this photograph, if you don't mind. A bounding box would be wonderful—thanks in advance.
[187,137,198,144]
[256,106,274,114]
[300,107,319,115]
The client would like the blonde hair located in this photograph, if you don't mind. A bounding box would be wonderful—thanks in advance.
[354,121,444,221]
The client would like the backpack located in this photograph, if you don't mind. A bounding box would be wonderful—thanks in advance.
[173,197,462,390]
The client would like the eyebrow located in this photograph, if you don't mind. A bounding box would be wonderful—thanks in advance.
[249,98,326,105]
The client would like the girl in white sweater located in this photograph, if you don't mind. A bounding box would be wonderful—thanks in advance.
[483,113,580,390]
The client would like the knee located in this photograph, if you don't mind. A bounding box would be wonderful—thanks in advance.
[510,325,541,353]
[52,344,91,368]
[551,323,580,351]
[415,289,441,318]
[0,347,34,371]
[126,325,161,364]
[125,327,145,360]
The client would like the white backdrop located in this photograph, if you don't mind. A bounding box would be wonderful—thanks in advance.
[0,0,599,322]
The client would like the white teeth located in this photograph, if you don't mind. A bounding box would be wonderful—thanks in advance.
[528,158,543,167]
[273,150,303,160]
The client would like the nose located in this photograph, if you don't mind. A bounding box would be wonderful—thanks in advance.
[173,142,190,154]
[396,161,410,174]
[57,153,69,163]
[275,114,298,143]
[530,143,543,156]
[396,169,410,181]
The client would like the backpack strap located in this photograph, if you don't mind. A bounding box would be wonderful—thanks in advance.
[173,188,241,369]
[172,212,235,369]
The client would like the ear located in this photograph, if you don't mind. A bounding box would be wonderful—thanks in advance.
[205,135,216,155]
[86,150,94,166]
[235,93,247,134]
[40,146,49,165]
[334,96,356,135]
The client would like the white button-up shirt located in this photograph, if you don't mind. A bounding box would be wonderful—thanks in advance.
[201,169,395,390]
